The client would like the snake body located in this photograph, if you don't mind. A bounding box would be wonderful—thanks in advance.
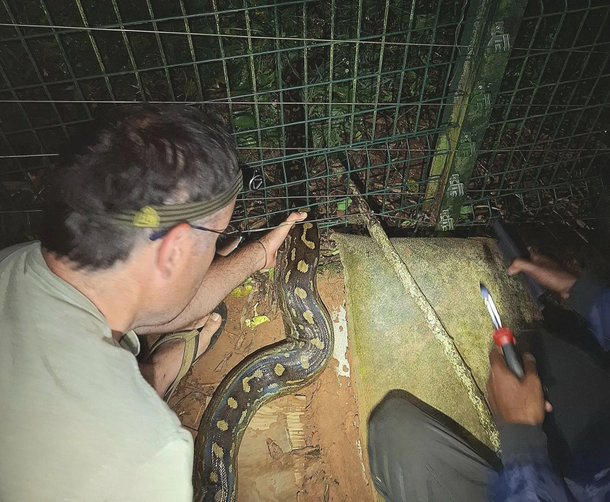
[193,222,334,502]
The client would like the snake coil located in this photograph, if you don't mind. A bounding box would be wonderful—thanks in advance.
[193,222,334,502]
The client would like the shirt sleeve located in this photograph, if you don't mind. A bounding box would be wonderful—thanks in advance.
[493,424,574,502]
[568,275,610,350]
[118,436,194,502]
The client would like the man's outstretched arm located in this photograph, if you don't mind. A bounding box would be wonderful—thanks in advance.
[509,252,610,350]
[136,212,307,334]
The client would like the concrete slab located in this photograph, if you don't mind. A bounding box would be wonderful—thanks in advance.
[335,235,541,448]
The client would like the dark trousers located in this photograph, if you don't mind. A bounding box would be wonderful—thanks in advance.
[367,330,610,502]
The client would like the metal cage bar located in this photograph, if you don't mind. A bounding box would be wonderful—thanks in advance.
[0,0,608,246]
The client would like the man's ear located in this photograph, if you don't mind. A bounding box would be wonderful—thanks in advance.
[155,223,192,280]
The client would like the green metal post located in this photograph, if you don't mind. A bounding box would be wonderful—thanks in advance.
[426,0,528,231]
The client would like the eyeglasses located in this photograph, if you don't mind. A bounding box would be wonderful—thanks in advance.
[149,224,243,257]
[146,164,262,254]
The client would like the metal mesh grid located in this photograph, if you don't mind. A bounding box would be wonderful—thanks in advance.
[0,0,608,245]
[0,0,466,242]
[231,132,440,230]
[460,1,610,226]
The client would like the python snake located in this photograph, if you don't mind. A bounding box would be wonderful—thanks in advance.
[193,221,334,502]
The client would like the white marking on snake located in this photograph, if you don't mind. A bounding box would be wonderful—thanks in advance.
[291,248,296,261]
[301,223,316,249]
[285,270,291,283]
[242,377,252,393]
[303,310,315,324]
[311,338,325,349]
[295,287,307,299]
[274,363,285,376]
[212,443,224,459]
[301,355,310,369]
[242,369,263,393]
[210,472,218,483]
[217,420,229,431]
[227,397,238,409]
[297,260,309,273]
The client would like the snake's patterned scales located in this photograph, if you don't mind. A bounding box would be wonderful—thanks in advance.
[193,222,334,502]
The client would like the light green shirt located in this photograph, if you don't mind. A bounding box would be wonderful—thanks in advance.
[0,243,193,502]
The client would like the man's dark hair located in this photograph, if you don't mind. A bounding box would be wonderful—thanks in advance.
[40,105,239,269]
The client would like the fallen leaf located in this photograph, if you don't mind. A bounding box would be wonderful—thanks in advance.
[336,198,352,211]
[245,315,270,329]
[230,284,253,297]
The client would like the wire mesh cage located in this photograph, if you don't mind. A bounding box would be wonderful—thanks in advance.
[0,0,608,246]
[460,0,609,226]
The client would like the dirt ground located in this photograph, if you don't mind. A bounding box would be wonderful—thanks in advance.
[167,266,375,502]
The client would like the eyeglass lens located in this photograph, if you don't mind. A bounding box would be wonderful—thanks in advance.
[215,226,243,257]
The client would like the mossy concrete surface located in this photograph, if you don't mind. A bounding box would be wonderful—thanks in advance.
[334,234,541,447]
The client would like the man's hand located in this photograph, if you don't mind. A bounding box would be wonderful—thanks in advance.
[487,347,551,427]
[257,211,308,270]
[508,251,577,299]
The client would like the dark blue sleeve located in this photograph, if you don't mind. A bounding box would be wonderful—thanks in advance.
[493,463,575,502]
[586,289,610,351]
[568,275,610,350]
[493,425,575,502]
